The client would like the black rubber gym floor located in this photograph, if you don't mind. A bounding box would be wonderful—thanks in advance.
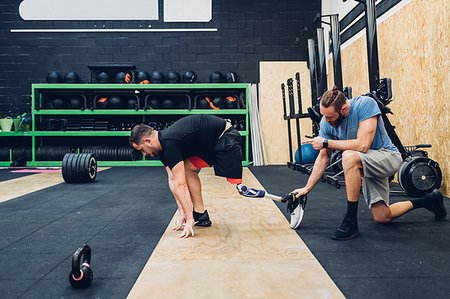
[0,169,35,182]
[0,166,449,298]
[0,167,176,298]
[250,165,450,299]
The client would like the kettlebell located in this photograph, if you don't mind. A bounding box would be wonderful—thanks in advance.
[69,244,93,288]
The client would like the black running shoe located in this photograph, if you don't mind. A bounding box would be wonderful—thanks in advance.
[331,216,360,241]
[426,190,447,221]
[193,209,212,227]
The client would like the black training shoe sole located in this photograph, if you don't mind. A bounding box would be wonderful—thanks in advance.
[331,231,360,241]
[195,220,212,227]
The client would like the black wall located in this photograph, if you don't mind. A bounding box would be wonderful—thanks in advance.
[0,0,320,115]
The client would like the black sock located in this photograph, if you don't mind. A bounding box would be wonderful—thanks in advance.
[346,201,358,220]
[193,209,205,218]
[411,195,432,210]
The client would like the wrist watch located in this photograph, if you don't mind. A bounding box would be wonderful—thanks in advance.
[323,139,328,148]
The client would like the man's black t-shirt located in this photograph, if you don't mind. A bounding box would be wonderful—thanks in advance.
[158,115,226,169]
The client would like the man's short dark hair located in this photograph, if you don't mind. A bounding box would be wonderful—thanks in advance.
[129,124,154,146]
[320,86,347,112]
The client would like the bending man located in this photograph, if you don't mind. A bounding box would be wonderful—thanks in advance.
[130,114,243,238]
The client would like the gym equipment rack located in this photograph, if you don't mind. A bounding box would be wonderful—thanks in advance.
[0,83,250,167]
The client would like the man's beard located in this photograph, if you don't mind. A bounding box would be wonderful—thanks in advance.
[329,112,346,128]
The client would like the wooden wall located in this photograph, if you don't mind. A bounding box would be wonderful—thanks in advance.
[259,62,313,165]
[328,0,449,196]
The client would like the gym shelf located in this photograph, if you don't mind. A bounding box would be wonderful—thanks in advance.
[34,109,247,115]
[0,132,32,136]
[33,131,246,137]
[33,131,132,136]
[11,83,250,167]
[30,160,165,167]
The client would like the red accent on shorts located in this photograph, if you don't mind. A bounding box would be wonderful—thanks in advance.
[189,156,210,169]
[227,178,242,184]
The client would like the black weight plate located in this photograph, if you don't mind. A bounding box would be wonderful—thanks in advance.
[106,147,112,161]
[118,147,123,160]
[75,153,83,182]
[81,153,90,181]
[62,153,70,182]
[66,153,75,183]
[70,153,79,183]
[74,153,84,183]
[69,153,77,182]
[79,153,89,183]
[0,147,10,161]
[86,153,97,182]
[130,148,136,161]
[113,147,118,160]
[65,153,75,183]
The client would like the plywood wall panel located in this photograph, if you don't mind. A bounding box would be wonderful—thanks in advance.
[259,62,313,165]
[341,37,370,96]
[327,0,449,195]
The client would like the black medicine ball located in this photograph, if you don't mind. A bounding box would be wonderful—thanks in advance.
[212,96,225,109]
[135,71,150,84]
[52,97,65,109]
[177,99,189,109]
[150,71,165,83]
[148,98,160,109]
[161,99,174,109]
[209,71,225,83]
[46,71,62,83]
[96,72,110,83]
[225,96,237,109]
[115,72,132,84]
[67,97,82,109]
[166,72,181,83]
[182,71,197,83]
[109,96,123,108]
[96,97,109,109]
[196,97,210,109]
[127,97,138,109]
[64,72,80,83]
[225,72,239,83]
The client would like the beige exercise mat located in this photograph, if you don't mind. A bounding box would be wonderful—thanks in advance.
[0,172,64,203]
[128,167,343,299]
[0,168,109,203]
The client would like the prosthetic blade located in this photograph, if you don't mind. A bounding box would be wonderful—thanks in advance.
[264,192,283,202]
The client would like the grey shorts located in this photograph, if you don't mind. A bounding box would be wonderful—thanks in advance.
[355,149,403,209]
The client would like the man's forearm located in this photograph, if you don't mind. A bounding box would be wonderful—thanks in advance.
[173,184,194,220]
[327,139,367,153]
[304,151,330,192]
[168,177,185,215]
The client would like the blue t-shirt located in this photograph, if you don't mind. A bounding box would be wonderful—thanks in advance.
[319,95,398,151]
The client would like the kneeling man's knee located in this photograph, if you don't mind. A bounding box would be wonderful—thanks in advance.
[341,150,360,169]
[373,214,391,224]
[371,202,392,224]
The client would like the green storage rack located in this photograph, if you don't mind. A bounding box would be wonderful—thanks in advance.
[0,83,250,167]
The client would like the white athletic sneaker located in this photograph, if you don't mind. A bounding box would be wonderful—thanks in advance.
[288,195,307,229]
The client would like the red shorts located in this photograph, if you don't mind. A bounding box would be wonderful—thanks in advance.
[189,156,242,184]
